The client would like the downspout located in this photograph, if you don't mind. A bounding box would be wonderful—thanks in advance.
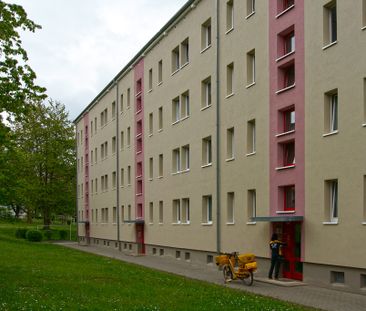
[75,133,79,244]
[115,80,121,251]
[215,0,221,254]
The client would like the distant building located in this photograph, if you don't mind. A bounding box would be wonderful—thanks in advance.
[75,0,366,293]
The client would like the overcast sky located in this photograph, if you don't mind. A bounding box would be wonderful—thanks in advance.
[11,0,187,120]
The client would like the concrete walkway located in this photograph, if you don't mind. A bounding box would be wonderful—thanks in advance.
[57,242,366,311]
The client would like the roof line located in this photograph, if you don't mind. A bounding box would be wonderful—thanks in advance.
[74,0,196,123]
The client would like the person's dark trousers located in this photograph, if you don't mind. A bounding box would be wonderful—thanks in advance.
[268,256,281,279]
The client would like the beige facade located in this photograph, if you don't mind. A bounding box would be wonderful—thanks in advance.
[75,0,366,293]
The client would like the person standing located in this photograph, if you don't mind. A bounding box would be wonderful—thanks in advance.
[268,233,285,280]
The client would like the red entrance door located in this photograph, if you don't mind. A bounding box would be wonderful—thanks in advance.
[281,222,303,280]
[136,224,145,255]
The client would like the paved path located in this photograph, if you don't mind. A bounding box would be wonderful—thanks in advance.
[57,242,366,311]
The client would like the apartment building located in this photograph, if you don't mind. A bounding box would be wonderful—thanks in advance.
[75,0,366,293]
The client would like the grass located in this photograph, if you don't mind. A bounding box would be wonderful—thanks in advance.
[0,223,317,311]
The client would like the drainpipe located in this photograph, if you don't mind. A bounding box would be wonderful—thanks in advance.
[115,80,121,251]
[75,133,79,244]
[215,0,221,254]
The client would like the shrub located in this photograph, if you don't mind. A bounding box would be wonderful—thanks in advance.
[59,230,68,240]
[15,228,28,239]
[26,230,43,242]
[44,230,52,240]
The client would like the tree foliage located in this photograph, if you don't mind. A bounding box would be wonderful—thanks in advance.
[0,100,76,224]
[0,1,46,144]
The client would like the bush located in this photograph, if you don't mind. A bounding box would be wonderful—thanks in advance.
[15,228,28,239]
[44,230,52,240]
[26,230,43,242]
[59,230,68,240]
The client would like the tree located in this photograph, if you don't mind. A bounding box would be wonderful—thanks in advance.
[9,100,76,225]
[0,1,46,145]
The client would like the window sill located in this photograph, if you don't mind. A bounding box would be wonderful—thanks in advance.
[157,81,163,86]
[135,91,142,97]
[200,45,212,54]
[362,123,366,127]
[136,174,142,179]
[200,105,212,112]
[246,82,256,89]
[172,222,181,226]
[245,11,255,19]
[276,164,295,171]
[226,93,235,99]
[276,130,295,137]
[181,168,190,174]
[148,89,152,93]
[181,222,190,225]
[246,151,256,157]
[136,133,142,138]
[136,151,142,155]
[275,4,295,19]
[136,193,142,197]
[202,222,213,226]
[159,222,164,225]
[362,26,366,31]
[276,210,295,214]
[171,172,180,176]
[323,221,338,225]
[148,133,153,137]
[201,163,212,168]
[180,62,189,70]
[323,130,338,137]
[226,222,235,225]
[246,221,256,225]
[322,41,338,50]
[225,157,235,162]
[276,50,295,63]
[180,115,190,122]
[276,84,296,94]
[172,120,180,126]
[136,109,142,115]
[171,69,180,76]
[157,175,163,179]
[158,128,163,133]
[148,178,153,181]
[225,27,234,35]
[362,222,366,225]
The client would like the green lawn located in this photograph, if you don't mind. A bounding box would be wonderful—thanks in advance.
[0,223,317,311]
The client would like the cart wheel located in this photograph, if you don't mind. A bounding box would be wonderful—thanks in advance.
[242,271,254,286]
[223,265,233,283]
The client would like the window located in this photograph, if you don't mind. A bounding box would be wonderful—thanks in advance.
[172,148,180,173]
[202,77,212,108]
[113,206,117,223]
[128,204,131,221]
[324,1,337,46]
[202,195,213,224]
[121,131,124,149]
[136,97,142,113]
[363,176,366,223]
[361,274,366,288]
[127,127,131,146]
[227,127,234,159]
[227,62,234,96]
[91,150,94,165]
[127,88,131,108]
[90,121,93,136]
[159,201,164,224]
[149,157,153,180]
[173,199,181,224]
[182,145,190,171]
[136,79,142,94]
[247,120,256,154]
[95,178,98,193]
[94,147,97,164]
[364,78,366,124]
[94,117,97,133]
[331,271,344,284]
[284,185,295,211]
[279,0,294,14]
[202,136,212,166]
[91,180,94,195]
[149,113,153,135]
[246,0,255,17]
[80,130,83,145]
[137,162,142,177]
[227,192,235,224]
[137,180,142,195]
[121,168,125,187]
[127,165,131,185]
[172,96,180,123]
[149,202,153,224]
[120,94,124,113]
[247,49,255,86]
[121,205,125,222]
[158,154,163,177]
[226,0,234,32]
[148,68,153,91]
[284,31,295,55]
[283,108,295,132]
[112,101,116,119]
[176,251,181,259]
[158,60,163,84]
[324,91,338,134]
[247,189,256,221]
[181,38,189,65]
[172,46,180,73]
[201,18,212,50]
[181,91,190,119]
[112,171,116,189]
[325,180,338,223]
[158,107,163,130]
[282,141,295,166]
[112,136,116,154]
[182,198,190,224]
[281,63,295,89]
[363,0,366,27]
